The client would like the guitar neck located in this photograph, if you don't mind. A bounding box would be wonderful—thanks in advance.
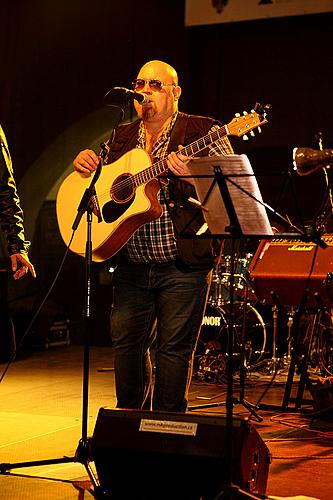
[134,124,228,187]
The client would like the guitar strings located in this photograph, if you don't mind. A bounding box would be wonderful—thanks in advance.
[84,112,261,206]
[92,126,229,205]
[90,113,260,204]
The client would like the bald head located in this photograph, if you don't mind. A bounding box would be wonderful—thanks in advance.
[134,60,182,123]
[138,60,179,86]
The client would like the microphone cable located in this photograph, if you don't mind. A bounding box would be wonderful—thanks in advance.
[0,230,75,385]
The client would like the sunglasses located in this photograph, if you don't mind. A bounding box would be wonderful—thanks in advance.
[132,79,176,92]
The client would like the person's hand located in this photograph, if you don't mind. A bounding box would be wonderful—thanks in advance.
[73,149,99,173]
[167,145,194,185]
[11,252,36,280]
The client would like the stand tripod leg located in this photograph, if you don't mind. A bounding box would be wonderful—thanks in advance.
[294,309,319,408]
[238,398,263,422]
[282,351,297,409]
[282,290,311,410]
[0,456,75,474]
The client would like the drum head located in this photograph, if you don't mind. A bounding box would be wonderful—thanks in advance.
[194,302,267,383]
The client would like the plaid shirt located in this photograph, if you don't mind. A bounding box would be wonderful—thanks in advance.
[125,113,233,263]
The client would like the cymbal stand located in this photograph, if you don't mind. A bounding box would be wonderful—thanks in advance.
[251,292,285,375]
[261,303,279,375]
[285,306,294,363]
[237,281,263,422]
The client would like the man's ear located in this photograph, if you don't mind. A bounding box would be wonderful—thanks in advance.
[173,86,182,101]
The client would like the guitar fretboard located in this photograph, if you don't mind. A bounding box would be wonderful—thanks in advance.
[133,124,228,187]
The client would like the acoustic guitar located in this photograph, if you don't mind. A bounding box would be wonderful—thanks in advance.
[56,105,268,261]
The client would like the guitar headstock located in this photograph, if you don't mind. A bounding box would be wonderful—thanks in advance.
[227,102,271,139]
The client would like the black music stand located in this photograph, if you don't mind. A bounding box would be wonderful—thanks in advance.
[184,154,273,500]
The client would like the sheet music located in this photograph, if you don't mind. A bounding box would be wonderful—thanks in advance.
[187,154,274,237]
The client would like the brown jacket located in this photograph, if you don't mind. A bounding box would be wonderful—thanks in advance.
[107,112,227,269]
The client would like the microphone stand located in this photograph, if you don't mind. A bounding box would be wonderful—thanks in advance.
[0,91,129,499]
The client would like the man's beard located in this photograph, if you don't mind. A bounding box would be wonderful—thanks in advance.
[141,107,155,120]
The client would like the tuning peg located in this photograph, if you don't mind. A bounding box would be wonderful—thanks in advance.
[235,113,240,118]
[250,131,255,137]
[243,111,248,115]
[243,134,249,141]
[258,127,262,133]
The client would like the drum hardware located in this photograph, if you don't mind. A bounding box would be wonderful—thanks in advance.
[237,284,263,422]
[208,253,256,307]
[271,304,279,372]
[193,282,265,421]
[250,291,333,412]
[250,292,292,375]
[276,282,333,408]
[285,306,295,362]
[195,346,228,384]
[278,290,333,411]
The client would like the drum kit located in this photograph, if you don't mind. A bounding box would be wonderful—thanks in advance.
[194,248,333,389]
[194,252,269,384]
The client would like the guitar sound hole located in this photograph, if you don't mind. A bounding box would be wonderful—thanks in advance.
[112,174,135,203]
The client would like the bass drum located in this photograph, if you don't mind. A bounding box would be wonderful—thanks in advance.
[194,303,267,382]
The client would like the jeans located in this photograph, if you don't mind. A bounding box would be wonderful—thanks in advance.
[110,261,210,412]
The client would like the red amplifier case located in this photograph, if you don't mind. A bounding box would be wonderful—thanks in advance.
[248,235,333,308]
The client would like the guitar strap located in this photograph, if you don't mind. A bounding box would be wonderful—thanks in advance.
[166,112,190,155]
[166,113,190,201]
[165,112,218,200]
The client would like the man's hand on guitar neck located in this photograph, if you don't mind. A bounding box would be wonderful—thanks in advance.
[73,149,99,173]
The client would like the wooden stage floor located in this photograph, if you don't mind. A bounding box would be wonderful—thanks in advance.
[0,345,332,499]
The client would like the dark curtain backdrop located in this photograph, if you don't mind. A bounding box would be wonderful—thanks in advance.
[1,0,333,344]
[1,2,332,212]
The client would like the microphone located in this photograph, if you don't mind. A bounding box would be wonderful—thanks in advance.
[104,87,150,106]
[124,88,150,105]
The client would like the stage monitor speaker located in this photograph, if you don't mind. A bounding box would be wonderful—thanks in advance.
[91,408,271,500]
[248,235,333,308]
